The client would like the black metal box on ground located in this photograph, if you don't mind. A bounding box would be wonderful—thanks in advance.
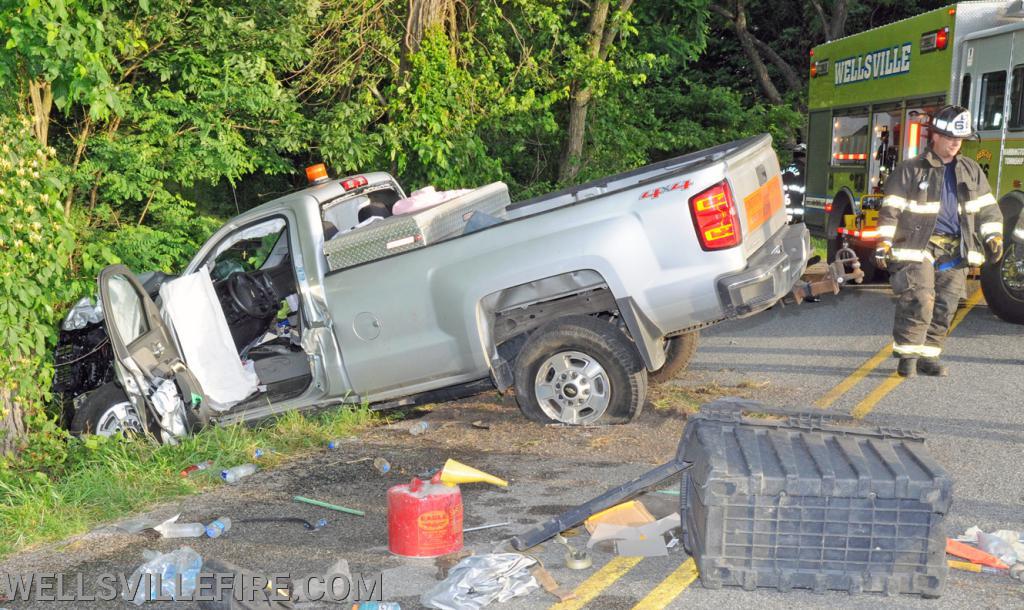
[678,399,952,597]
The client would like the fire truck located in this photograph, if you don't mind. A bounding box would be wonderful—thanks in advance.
[805,1,1024,324]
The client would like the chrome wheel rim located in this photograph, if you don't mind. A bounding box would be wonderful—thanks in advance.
[534,350,611,424]
[95,401,144,437]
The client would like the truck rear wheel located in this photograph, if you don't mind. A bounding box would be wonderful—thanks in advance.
[981,193,1024,324]
[513,316,647,425]
[648,331,699,384]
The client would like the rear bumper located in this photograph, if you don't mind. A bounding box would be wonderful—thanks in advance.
[716,223,810,318]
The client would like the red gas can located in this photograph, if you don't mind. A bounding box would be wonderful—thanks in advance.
[387,475,463,557]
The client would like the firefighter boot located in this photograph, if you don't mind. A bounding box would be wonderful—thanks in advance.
[917,358,948,377]
[897,358,918,377]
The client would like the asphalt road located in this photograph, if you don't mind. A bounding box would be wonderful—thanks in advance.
[2,280,1023,609]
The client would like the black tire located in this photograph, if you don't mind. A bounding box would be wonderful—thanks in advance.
[513,315,647,425]
[648,331,699,385]
[70,382,145,437]
[981,193,1024,325]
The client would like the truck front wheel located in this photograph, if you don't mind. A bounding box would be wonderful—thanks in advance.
[981,193,1024,325]
[513,316,647,425]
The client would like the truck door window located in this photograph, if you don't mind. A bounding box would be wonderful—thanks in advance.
[869,109,902,192]
[1009,66,1024,130]
[207,218,288,281]
[980,70,1007,130]
[831,115,869,165]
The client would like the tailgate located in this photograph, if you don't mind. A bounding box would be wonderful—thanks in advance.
[722,134,788,258]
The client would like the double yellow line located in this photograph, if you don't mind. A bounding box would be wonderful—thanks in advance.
[817,287,983,418]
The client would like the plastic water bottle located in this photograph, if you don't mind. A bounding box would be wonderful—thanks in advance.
[156,522,206,538]
[205,517,232,538]
[253,448,269,459]
[276,319,290,337]
[179,460,214,477]
[352,603,401,610]
[373,457,391,474]
[328,439,349,449]
[408,421,429,436]
[221,463,257,484]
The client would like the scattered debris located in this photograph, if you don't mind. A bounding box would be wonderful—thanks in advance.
[438,459,508,487]
[204,517,231,538]
[420,553,539,610]
[409,421,430,435]
[435,550,475,580]
[238,517,326,531]
[470,420,490,430]
[530,564,577,602]
[373,457,392,474]
[587,513,681,557]
[154,514,205,539]
[463,522,511,533]
[584,500,655,533]
[221,463,258,484]
[293,495,365,516]
[947,538,1009,570]
[125,547,202,604]
[948,560,1004,574]
[179,460,214,477]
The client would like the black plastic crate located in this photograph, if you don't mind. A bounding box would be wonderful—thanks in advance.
[677,399,951,597]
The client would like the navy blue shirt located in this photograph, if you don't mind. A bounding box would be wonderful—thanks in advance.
[935,160,961,236]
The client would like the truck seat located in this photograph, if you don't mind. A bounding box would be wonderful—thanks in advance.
[323,182,511,271]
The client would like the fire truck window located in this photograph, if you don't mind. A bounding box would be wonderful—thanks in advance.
[980,70,1007,130]
[869,110,902,192]
[1009,66,1024,130]
[831,115,869,165]
[960,74,971,108]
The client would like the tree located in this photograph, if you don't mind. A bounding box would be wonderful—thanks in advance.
[808,0,848,42]
[557,0,634,183]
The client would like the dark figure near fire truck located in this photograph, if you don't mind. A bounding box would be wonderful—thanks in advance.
[875,105,1004,378]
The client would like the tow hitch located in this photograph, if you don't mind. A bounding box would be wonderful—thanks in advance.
[787,239,865,304]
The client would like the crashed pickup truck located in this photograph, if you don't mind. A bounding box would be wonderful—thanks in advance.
[55,134,828,441]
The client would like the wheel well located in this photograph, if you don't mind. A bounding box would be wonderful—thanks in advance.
[999,191,1024,237]
[826,189,855,237]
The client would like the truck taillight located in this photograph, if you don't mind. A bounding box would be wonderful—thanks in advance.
[689,181,742,251]
[340,175,368,190]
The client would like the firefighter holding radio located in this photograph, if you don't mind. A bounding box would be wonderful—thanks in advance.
[875,105,1004,377]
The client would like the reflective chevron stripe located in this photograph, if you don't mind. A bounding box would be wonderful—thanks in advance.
[907,201,941,214]
[877,224,897,238]
[893,343,942,358]
[980,222,1003,237]
[964,193,997,213]
[883,195,908,211]
[890,248,934,262]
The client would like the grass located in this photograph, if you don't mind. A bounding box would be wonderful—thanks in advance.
[811,236,828,262]
[0,405,376,559]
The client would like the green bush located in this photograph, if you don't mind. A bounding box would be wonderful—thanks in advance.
[0,115,76,470]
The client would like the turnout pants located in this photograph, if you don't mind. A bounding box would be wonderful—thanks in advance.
[889,243,967,359]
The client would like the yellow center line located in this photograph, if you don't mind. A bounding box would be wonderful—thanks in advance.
[549,556,643,610]
[814,343,892,409]
[849,287,984,419]
[631,558,699,610]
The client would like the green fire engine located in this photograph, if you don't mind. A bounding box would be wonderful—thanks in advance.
[805,1,1024,324]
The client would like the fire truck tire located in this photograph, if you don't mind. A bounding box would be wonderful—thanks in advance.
[981,193,1024,325]
[649,331,699,384]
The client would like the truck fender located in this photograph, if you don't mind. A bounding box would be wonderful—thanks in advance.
[479,271,665,390]
[826,188,856,238]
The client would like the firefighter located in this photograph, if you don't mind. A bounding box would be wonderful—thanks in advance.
[875,105,1004,377]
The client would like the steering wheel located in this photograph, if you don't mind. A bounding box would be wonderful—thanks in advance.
[227,272,277,318]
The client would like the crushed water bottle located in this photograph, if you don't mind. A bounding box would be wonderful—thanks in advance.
[373,457,391,474]
[205,517,232,538]
[221,463,257,484]
[353,603,401,610]
[125,547,202,605]
[155,518,205,539]
[408,421,429,436]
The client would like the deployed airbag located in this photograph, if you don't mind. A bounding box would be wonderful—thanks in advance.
[159,268,259,411]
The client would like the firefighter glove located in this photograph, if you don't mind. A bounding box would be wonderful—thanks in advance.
[985,235,1003,263]
[874,242,892,270]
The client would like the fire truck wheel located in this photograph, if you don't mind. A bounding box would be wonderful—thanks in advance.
[981,194,1024,325]
[514,315,647,425]
[649,331,700,384]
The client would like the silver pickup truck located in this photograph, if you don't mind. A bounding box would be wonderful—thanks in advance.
[65,134,815,439]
